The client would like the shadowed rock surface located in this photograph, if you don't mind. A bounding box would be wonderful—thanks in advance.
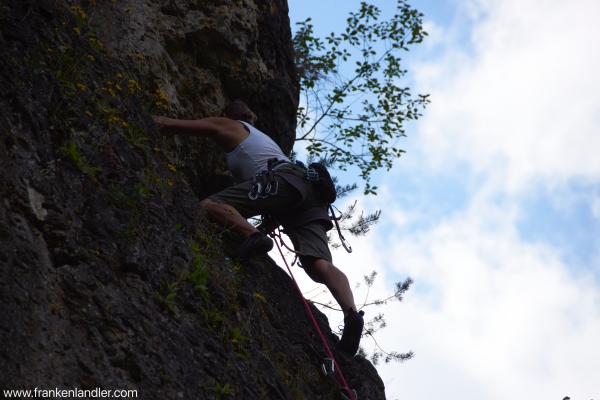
[0,0,386,398]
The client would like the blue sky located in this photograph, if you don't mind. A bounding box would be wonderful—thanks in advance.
[282,0,600,399]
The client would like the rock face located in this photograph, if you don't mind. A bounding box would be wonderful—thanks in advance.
[0,0,386,398]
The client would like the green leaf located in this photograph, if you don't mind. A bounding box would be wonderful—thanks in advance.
[89,40,100,52]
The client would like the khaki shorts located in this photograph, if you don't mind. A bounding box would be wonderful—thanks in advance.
[207,163,333,263]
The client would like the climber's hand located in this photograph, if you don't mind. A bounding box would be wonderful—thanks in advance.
[153,115,166,128]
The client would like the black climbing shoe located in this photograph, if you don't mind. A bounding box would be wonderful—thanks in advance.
[337,309,364,356]
[231,232,273,260]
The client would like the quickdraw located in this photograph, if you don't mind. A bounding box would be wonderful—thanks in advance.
[269,227,357,400]
[321,357,358,400]
[330,205,352,253]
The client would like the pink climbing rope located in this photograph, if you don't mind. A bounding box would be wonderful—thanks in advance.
[269,229,356,400]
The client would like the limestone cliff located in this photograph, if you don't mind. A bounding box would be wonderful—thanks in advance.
[0,0,386,398]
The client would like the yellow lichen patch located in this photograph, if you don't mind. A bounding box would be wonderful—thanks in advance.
[135,54,144,60]
[76,83,86,90]
[128,79,142,93]
[73,27,81,35]
[167,164,177,172]
[115,73,123,78]
[153,89,170,110]
[87,55,95,61]
[70,6,86,19]
[85,111,93,117]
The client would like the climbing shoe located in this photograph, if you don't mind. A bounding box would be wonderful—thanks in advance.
[337,309,364,356]
[231,232,273,260]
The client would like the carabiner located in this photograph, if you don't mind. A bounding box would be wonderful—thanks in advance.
[265,180,278,195]
[258,184,269,198]
[340,388,358,400]
[248,182,262,200]
[341,237,353,253]
[321,357,335,376]
[306,168,319,181]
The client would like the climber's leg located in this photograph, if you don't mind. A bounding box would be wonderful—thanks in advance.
[202,174,300,259]
[200,198,258,237]
[302,258,356,317]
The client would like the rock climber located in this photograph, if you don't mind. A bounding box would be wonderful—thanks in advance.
[154,100,364,356]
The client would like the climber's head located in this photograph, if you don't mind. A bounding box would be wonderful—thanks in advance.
[220,100,257,126]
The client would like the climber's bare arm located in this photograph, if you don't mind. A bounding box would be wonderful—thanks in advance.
[154,116,249,152]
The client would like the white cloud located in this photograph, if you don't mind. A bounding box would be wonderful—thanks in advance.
[592,196,600,218]
[411,0,600,194]
[363,1,600,396]
[355,194,600,400]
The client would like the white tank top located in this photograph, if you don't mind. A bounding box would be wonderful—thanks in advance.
[224,121,290,182]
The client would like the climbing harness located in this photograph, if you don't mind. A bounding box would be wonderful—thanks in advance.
[250,158,353,254]
[268,227,357,400]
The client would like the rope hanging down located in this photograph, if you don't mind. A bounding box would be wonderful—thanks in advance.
[269,228,357,400]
